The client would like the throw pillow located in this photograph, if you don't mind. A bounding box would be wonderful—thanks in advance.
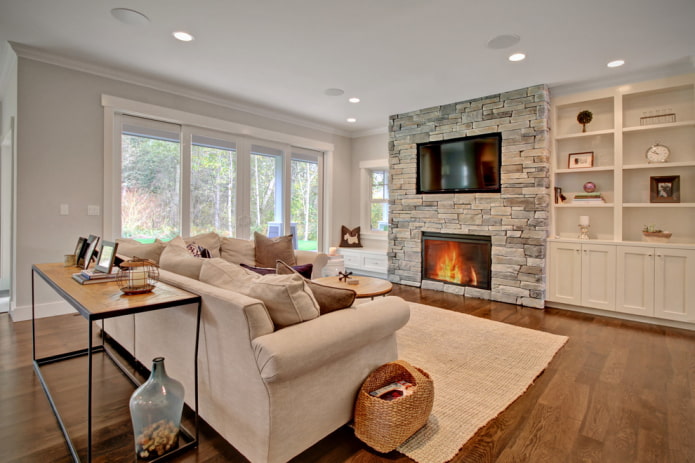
[244,273,319,327]
[340,226,362,247]
[184,232,221,258]
[220,236,256,266]
[159,237,205,280]
[186,242,212,258]
[254,231,296,267]
[276,260,356,314]
[241,262,313,280]
[200,259,319,328]
[115,238,166,264]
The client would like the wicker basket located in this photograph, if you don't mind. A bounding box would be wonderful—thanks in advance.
[354,360,434,453]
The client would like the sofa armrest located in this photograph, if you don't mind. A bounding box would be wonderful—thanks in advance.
[294,250,328,279]
[252,296,410,382]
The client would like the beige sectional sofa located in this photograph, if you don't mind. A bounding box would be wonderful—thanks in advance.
[104,233,410,463]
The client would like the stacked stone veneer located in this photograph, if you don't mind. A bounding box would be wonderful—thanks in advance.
[388,85,550,308]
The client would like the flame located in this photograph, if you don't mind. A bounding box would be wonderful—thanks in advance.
[429,241,478,286]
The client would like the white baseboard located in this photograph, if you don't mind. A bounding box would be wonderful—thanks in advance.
[10,300,76,322]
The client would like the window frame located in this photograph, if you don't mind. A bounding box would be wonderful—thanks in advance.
[359,159,389,239]
[103,95,333,250]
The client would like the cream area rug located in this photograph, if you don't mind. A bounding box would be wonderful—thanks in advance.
[394,303,568,463]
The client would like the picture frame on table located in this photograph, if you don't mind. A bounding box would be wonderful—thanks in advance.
[650,176,680,203]
[73,237,87,265]
[94,241,119,274]
[568,152,594,169]
[79,235,100,269]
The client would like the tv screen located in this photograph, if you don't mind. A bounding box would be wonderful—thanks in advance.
[417,133,502,194]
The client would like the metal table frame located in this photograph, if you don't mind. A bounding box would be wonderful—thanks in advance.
[31,264,202,462]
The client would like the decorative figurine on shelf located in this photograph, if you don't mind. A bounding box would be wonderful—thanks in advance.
[338,270,353,282]
[577,110,593,133]
[583,181,597,193]
[578,215,590,240]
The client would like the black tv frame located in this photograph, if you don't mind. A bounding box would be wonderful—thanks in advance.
[415,132,502,194]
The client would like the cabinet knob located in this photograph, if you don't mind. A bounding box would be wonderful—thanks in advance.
[657,254,663,258]
[648,254,652,257]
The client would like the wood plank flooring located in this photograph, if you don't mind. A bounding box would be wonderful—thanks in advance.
[2,284,694,462]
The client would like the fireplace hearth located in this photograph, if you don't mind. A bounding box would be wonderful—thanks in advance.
[422,232,491,290]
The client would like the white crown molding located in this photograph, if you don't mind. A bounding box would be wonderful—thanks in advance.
[10,42,354,138]
[550,57,695,97]
[352,126,388,138]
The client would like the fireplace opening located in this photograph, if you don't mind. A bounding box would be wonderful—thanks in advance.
[422,232,492,290]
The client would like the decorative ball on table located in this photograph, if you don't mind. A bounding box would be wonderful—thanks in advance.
[583,181,597,193]
[117,257,159,294]
[577,110,593,133]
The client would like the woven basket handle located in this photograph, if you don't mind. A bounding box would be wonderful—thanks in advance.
[391,360,427,386]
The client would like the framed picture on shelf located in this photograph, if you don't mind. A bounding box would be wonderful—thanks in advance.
[650,176,680,203]
[568,152,594,169]
[94,241,119,274]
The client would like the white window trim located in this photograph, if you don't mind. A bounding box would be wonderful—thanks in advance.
[103,95,334,249]
[359,159,389,240]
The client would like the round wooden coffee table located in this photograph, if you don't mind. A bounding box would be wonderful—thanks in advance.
[314,275,393,299]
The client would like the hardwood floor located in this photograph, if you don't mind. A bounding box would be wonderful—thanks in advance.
[2,285,694,462]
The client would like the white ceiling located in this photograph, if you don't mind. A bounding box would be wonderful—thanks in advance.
[1,0,694,136]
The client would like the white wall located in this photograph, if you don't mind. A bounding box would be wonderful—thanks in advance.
[348,132,388,250]
[14,56,352,319]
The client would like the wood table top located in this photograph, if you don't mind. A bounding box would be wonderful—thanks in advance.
[33,263,200,319]
[314,275,393,298]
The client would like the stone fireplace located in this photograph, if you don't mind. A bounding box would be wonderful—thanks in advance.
[422,232,491,290]
[388,85,550,308]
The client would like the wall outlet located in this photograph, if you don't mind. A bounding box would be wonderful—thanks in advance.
[87,205,100,216]
[60,204,69,216]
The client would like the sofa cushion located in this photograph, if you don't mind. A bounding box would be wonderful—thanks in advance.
[184,232,221,258]
[254,232,296,267]
[241,262,313,280]
[159,236,205,280]
[115,238,166,263]
[276,260,356,314]
[220,236,256,266]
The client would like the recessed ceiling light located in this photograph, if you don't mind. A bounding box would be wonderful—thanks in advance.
[173,31,194,42]
[111,8,150,26]
[348,97,361,103]
[607,59,625,68]
[487,34,521,50]
[324,88,345,96]
[346,118,357,123]
[508,53,526,62]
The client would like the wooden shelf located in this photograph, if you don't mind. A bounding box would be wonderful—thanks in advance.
[623,202,695,208]
[555,129,614,140]
[555,166,614,174]
[623,161,695,170]
[556,202,614,208]
[623,120,695,132]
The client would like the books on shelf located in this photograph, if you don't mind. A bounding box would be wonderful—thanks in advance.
[369,380,416,401]
[573,192,605,203]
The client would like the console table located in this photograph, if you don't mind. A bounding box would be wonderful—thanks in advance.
[31,263,202,462]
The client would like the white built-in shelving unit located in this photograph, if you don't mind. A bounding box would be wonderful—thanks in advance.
[547,73,695,326]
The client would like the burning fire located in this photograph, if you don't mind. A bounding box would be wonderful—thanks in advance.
[430,242,478,286]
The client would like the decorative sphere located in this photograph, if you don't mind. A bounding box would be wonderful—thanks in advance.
[583,181,597,193]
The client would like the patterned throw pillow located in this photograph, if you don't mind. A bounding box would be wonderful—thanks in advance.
[339,226,362,248]
[186,242,212,258]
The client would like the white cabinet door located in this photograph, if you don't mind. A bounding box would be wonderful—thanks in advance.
[581,243,616,311]
[616,246,655,316]
[548,242,581,305]
[654,248,695,323]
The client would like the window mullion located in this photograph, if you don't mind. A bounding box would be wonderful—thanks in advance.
[180,127,192,238]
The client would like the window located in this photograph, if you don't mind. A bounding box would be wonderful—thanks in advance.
[369,169,389,232]
[291,149,322,251]
[111,109,326,249]
[120,116,181,240]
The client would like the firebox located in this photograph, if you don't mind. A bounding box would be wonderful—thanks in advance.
[421,232,492,290]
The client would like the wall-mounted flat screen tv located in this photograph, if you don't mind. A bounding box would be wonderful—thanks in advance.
[416,133,502,194]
